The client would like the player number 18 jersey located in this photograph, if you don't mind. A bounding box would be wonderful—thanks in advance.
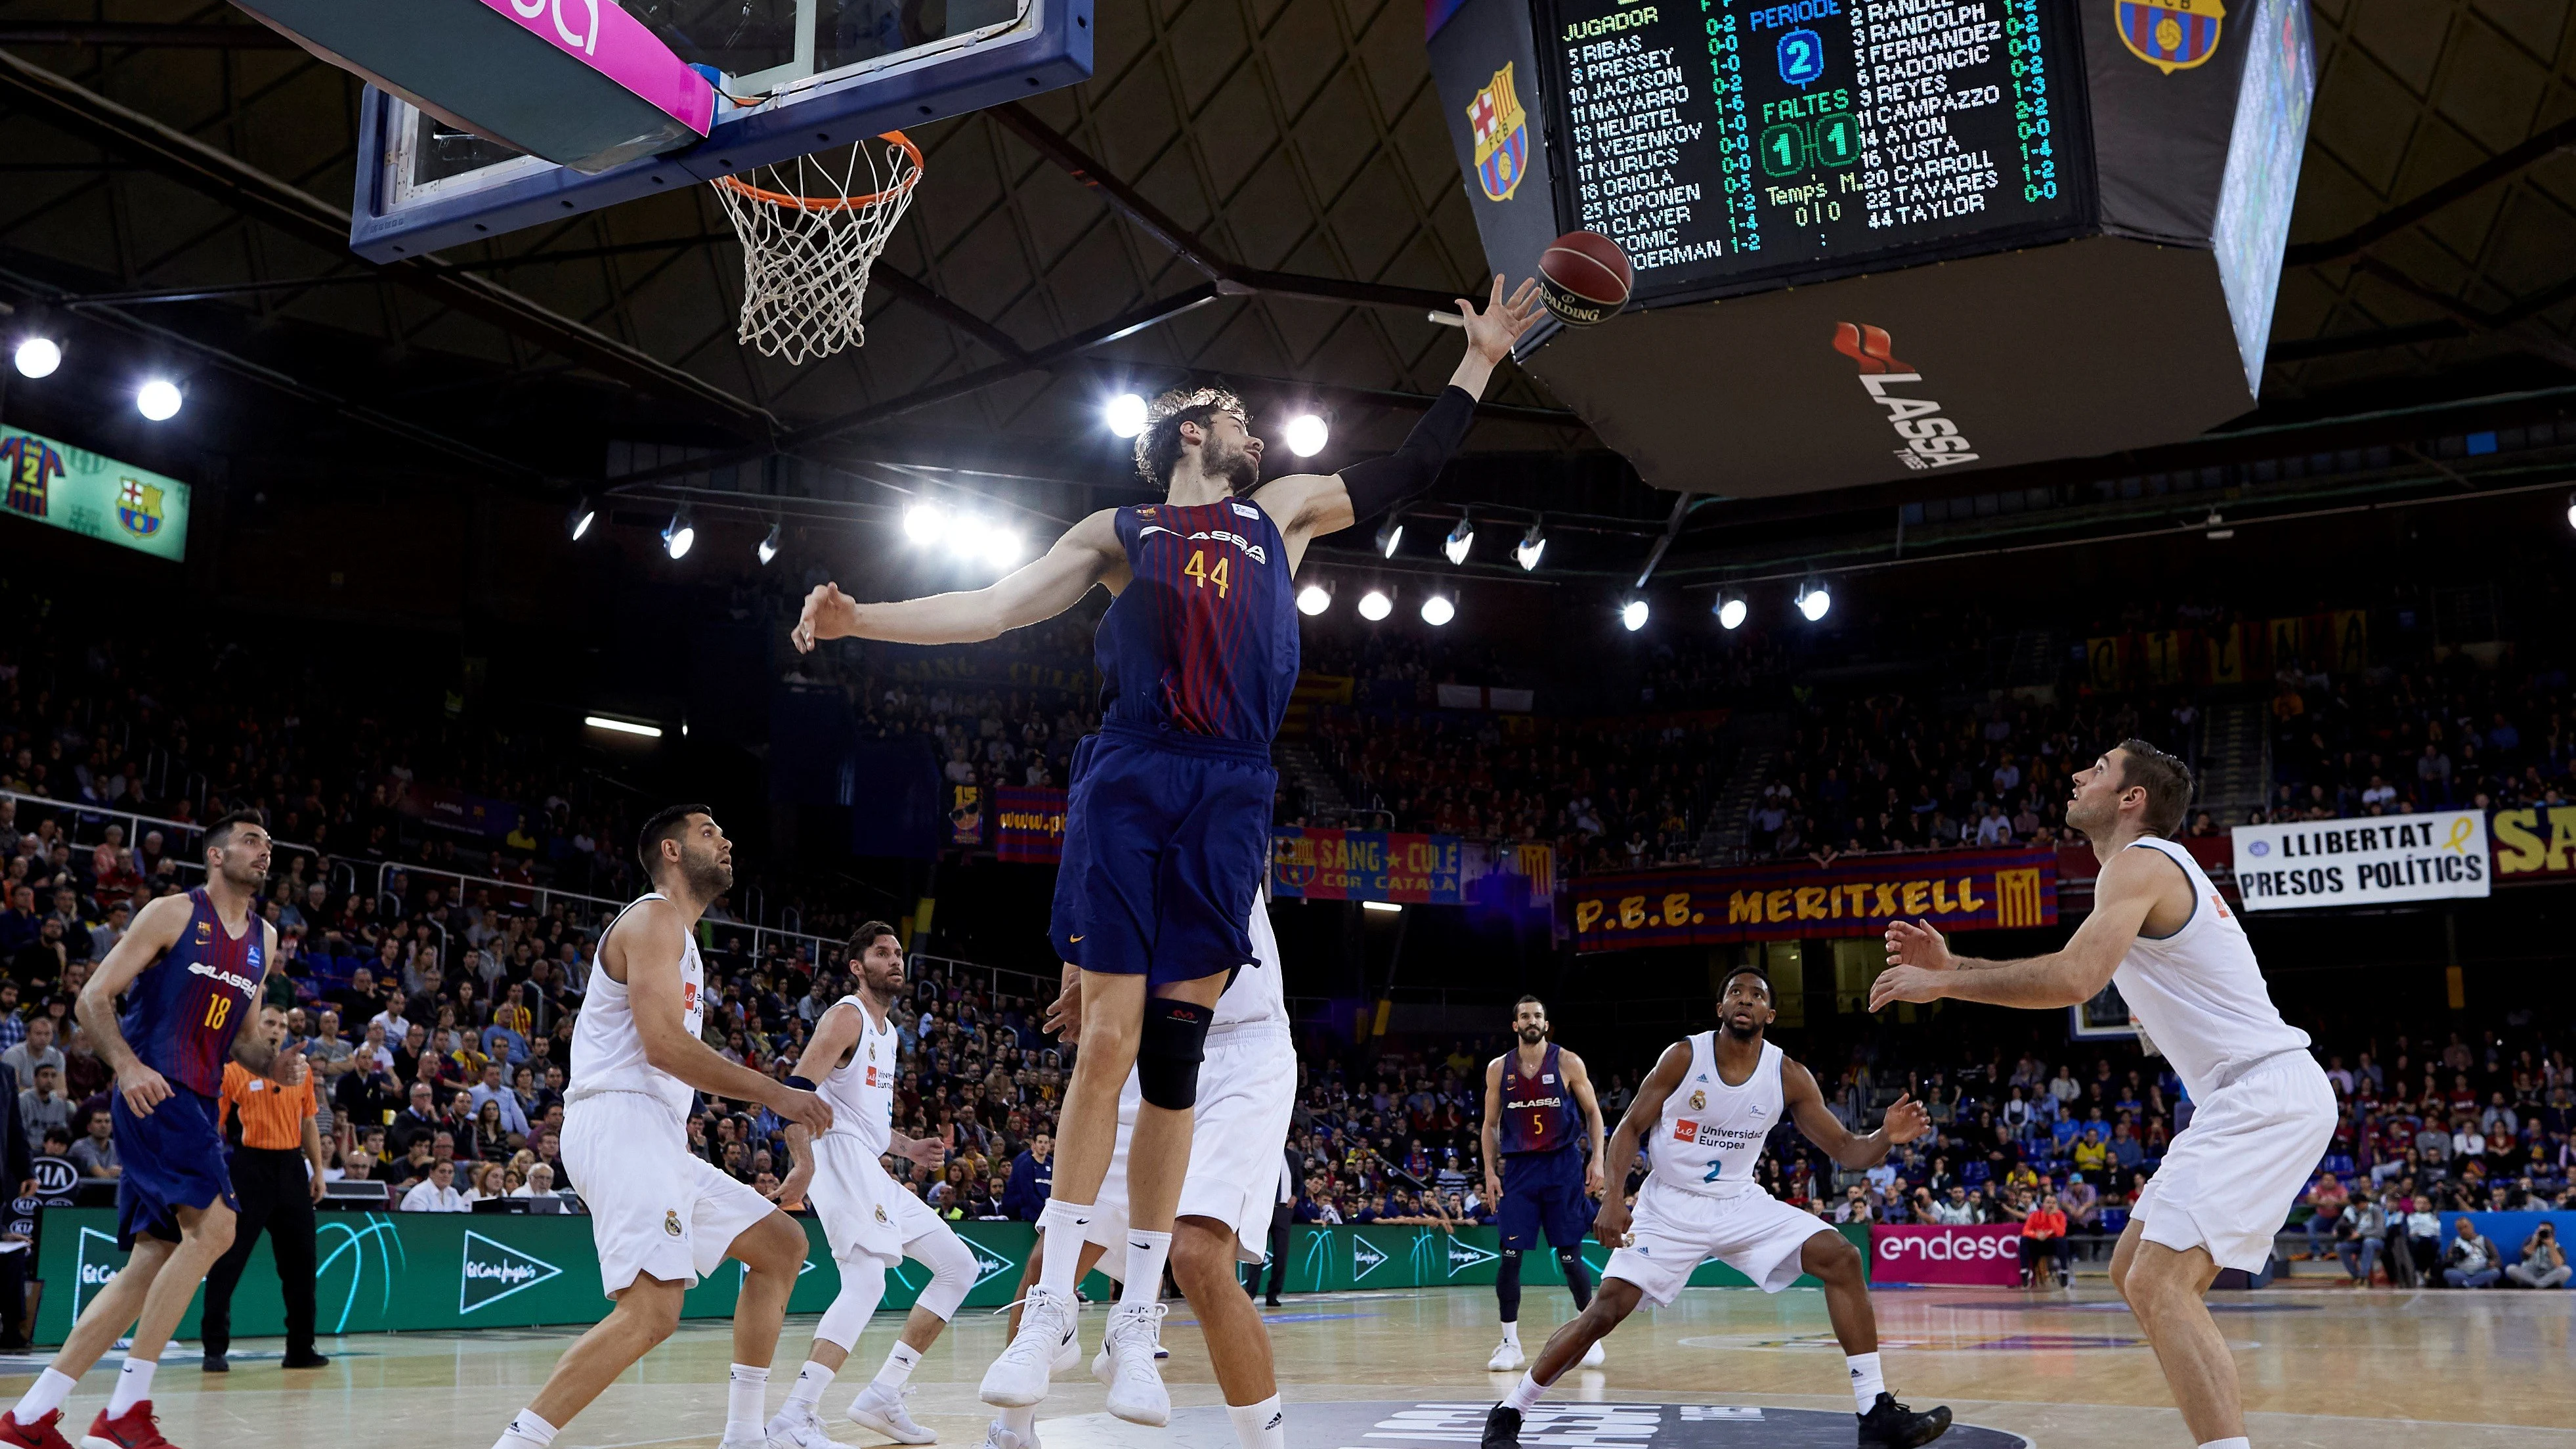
[1648,1033,1782,1197]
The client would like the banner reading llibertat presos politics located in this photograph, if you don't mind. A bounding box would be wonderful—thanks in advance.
[2230,809,2490,911]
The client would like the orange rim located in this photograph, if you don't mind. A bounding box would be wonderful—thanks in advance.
[714,131,924,212]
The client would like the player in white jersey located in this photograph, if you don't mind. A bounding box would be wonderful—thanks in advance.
[1878,740,2333,1449]
[981,896,1297,1449]
[766,922,980,1448]
[493,806,834,1449]
[1483,964,1951,1449]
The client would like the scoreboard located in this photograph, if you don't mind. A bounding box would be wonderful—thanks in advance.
[1537,0,2090,303]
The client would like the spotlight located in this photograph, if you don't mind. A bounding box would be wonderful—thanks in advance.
[1105,392,1148,439]
[1375,516,1404,559]
[1420,594,1455,626]
[985,527,1026,568]
[1358,588,1393,622]
[1713,590,1747,630]
[903,502,948,544]
[566,496,597,542]
[757,523,781,565]
[1443,513,1476,566]
[584,714,662,739]
[1794,577,1832,622]
[2203,508,2235,542]
[1296,582,1333,616]
[1621,599,1649,632]
[662,509,695,560]
[1361,900,1404,914]
[2567,490,2576,531]
[1514,519,1546,572]
[12,336,61,379]
[136,378,182,422]
[1283,413,1328,458]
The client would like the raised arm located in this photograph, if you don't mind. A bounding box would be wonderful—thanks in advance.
[1478,1056,1505,1209]
[1782,1055,1927,1169]
[1561,1047,1608,1198]
[792,508,1125,651]
[1591,1041,1692,1246]
[1872,846,2177,1012]
[615,902,832,1134]
[771,999,865,1203]
[77,893,192,1117]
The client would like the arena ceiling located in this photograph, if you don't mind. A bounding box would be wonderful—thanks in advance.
[0,0,2572,574]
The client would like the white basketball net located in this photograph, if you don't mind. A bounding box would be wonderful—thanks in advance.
[714,133,923,366]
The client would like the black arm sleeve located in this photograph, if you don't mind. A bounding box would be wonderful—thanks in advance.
[1333,385,1477,527]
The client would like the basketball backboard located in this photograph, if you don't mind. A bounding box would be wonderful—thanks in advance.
[349,0,1091,262]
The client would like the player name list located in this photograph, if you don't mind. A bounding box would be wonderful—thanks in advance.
[1547,0,2072,296]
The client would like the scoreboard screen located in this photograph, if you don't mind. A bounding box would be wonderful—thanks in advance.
[1537,0,2091,305]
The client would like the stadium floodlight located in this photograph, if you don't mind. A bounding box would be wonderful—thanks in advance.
[1443,513,1476,566]
[662,509,695,559]
[1296,582,1333,616]
[2204,508,2235,542]
[985,527,1026,568]
[1514,518,1546,572]
[1283,413,1329,458]
[1420,594,1455,626]
[137,378,182,422]
[1358,588,1394,622]
[2567,491,2576,531]
[1361,900,1404,913]
[1621,599,1650,632]
[756,523,781,565]
[941,513,992,559]
[584,715,663,739]
[566,496,597,542]
[1794,577,1832,622]
[903,501,948,544]
[1713,590,1748,630]
[1375,516,1404,559]
[1105,392,1148,439]
[12,336,61,379]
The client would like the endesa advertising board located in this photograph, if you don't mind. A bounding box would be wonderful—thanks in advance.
[1868,1224,2025,1286]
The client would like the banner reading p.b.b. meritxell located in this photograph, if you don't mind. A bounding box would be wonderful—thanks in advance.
[1,421,190,561]
[2231,810,2490,911]
[1570,848,2057,953]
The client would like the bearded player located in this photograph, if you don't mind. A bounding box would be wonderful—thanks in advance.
[1483,966,1951,1449]
[1476,996,1605,1373]
[1877,741,2333,1449]
[794,276,1544,1416]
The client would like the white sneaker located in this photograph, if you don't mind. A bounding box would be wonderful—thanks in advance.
[848,1383,935,1445]
[1097,1301,1171,1427]
[1579,1339,1606,1369]
[981,1287,1077,1408]
[1485,1338,1526,1372]
[1050,1322,1081,1377]
[979,1422,1038,1449]
[769,1404,857,1449]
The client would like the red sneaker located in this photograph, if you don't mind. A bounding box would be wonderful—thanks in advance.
[79,1405,175,1449]
[0,1410,75,1449]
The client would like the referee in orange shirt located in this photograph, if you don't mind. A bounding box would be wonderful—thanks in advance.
[201,1003,331,1372]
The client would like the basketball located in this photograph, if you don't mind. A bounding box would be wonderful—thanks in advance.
[1538,230,1633,326]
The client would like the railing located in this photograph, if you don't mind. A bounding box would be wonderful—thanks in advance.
[904,951,1060,1001]
[1,787,320,886]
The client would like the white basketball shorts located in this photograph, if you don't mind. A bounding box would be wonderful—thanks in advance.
[806,1131,958,1267]
[1602,1178,1835,1304]
[2133,1050,2336,1273]
[564,1089,779,1297]
[1087,1022,1296,1268]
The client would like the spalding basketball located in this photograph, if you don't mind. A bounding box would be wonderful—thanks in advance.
[1538,230,1633,326]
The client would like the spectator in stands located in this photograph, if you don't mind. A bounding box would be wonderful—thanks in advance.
[2060,1173,2099,1230]
[2019,1192,2069,1287]
[1002,1130,1052,1221]
[68,1110,118,1179]
[1931,1186,1979,1225]
[400,1158,469,1212]
[2300,1174,2348,1261]
[2504,1223,2565,1288]
[2443,1219,2501,1288]
[0,1017,61,1089]
[2334,1188,2385,1285]
[14,1064,68,1159]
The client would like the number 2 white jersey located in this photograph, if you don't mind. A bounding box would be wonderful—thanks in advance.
[815,996,899,1157]
[2114,836,2312,1100]
[1647,1033,1783,1198]
[567,892,705,1123]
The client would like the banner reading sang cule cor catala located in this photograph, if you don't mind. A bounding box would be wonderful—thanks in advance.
[1272,828,1465,904]
[1571,847,2057,953]
[995,787,1067,863]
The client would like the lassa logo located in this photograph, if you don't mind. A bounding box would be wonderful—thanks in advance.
[1832,322,1980,471]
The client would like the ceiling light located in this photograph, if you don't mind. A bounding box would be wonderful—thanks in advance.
[1420,594,1455,626]
[1106,392,1148,439]
[903,501,947,544]
[2566,491,2576,531]
[1283,413,1328,458]
[1714,590,1747,630]
[942,513,991,559]
[12,337,60,379]
[584,715,662,738]
[1358,588,1393,622]
[567,496,597,542]
[136,378,182,422]
[1620,599,1649,632]
[1375,516,1404,559]
[662,509,695,560]
[2203,508,2235,542]
[985,528,1026,567]
[1362,900,1404,913]
[757,523,781,565]
[1296,582,1332,616]
[1794,577,1832,622]
[1444,513,1476,566]
[1514,519,1546,572]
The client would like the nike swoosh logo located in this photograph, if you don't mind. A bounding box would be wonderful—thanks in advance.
[1069,935,1083,943]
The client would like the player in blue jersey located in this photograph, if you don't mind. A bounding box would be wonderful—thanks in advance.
[795,274,1544,1431]
[1478,996,1606,1373]
[1,811,303,1449]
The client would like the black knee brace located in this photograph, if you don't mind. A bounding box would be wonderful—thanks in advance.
[1558,1245,1594,1310]
[1496,1248,1524,1322]
[1136,998,1214,1109]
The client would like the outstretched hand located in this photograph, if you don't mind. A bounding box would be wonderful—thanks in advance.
[1872,918,1955,1012]
[1879,1092,1930,1145]
[1457,274,1545,364]
[792,582,861,654]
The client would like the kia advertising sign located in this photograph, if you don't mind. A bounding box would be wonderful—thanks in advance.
[1870,1224,2024,1286]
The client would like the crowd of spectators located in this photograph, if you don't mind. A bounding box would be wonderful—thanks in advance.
[2258,657,2575,823]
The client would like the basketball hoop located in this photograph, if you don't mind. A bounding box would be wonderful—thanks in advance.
[713,133,924,366]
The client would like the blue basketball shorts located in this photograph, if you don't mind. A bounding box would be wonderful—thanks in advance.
[113,1088,238,1249]
[1048,723,1277,987]
[1498,1148,1593,1251]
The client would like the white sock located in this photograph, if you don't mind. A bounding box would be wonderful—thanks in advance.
[1121,1230,1172,1308]
[998,1406,1039,1443]
[786,1360,836,1412]
[1036,1200,1094,1302]
[1225,1395,1286,1449]
[1847,1352,1885,1414]
[12,1369,77,1425]
[105,1358,156,1417]
[494,1408,560,1449]
[1503,1370,1547,1413]
[727,1364,771,1442]
[1498,1321,1520,1345]
[2198,1440,2251,1449]
[872,1342,922,1391]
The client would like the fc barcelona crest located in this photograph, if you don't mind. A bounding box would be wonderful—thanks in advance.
[116,478,165,538]
[2116,0,2225,74]
[1467,64,1529,202]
